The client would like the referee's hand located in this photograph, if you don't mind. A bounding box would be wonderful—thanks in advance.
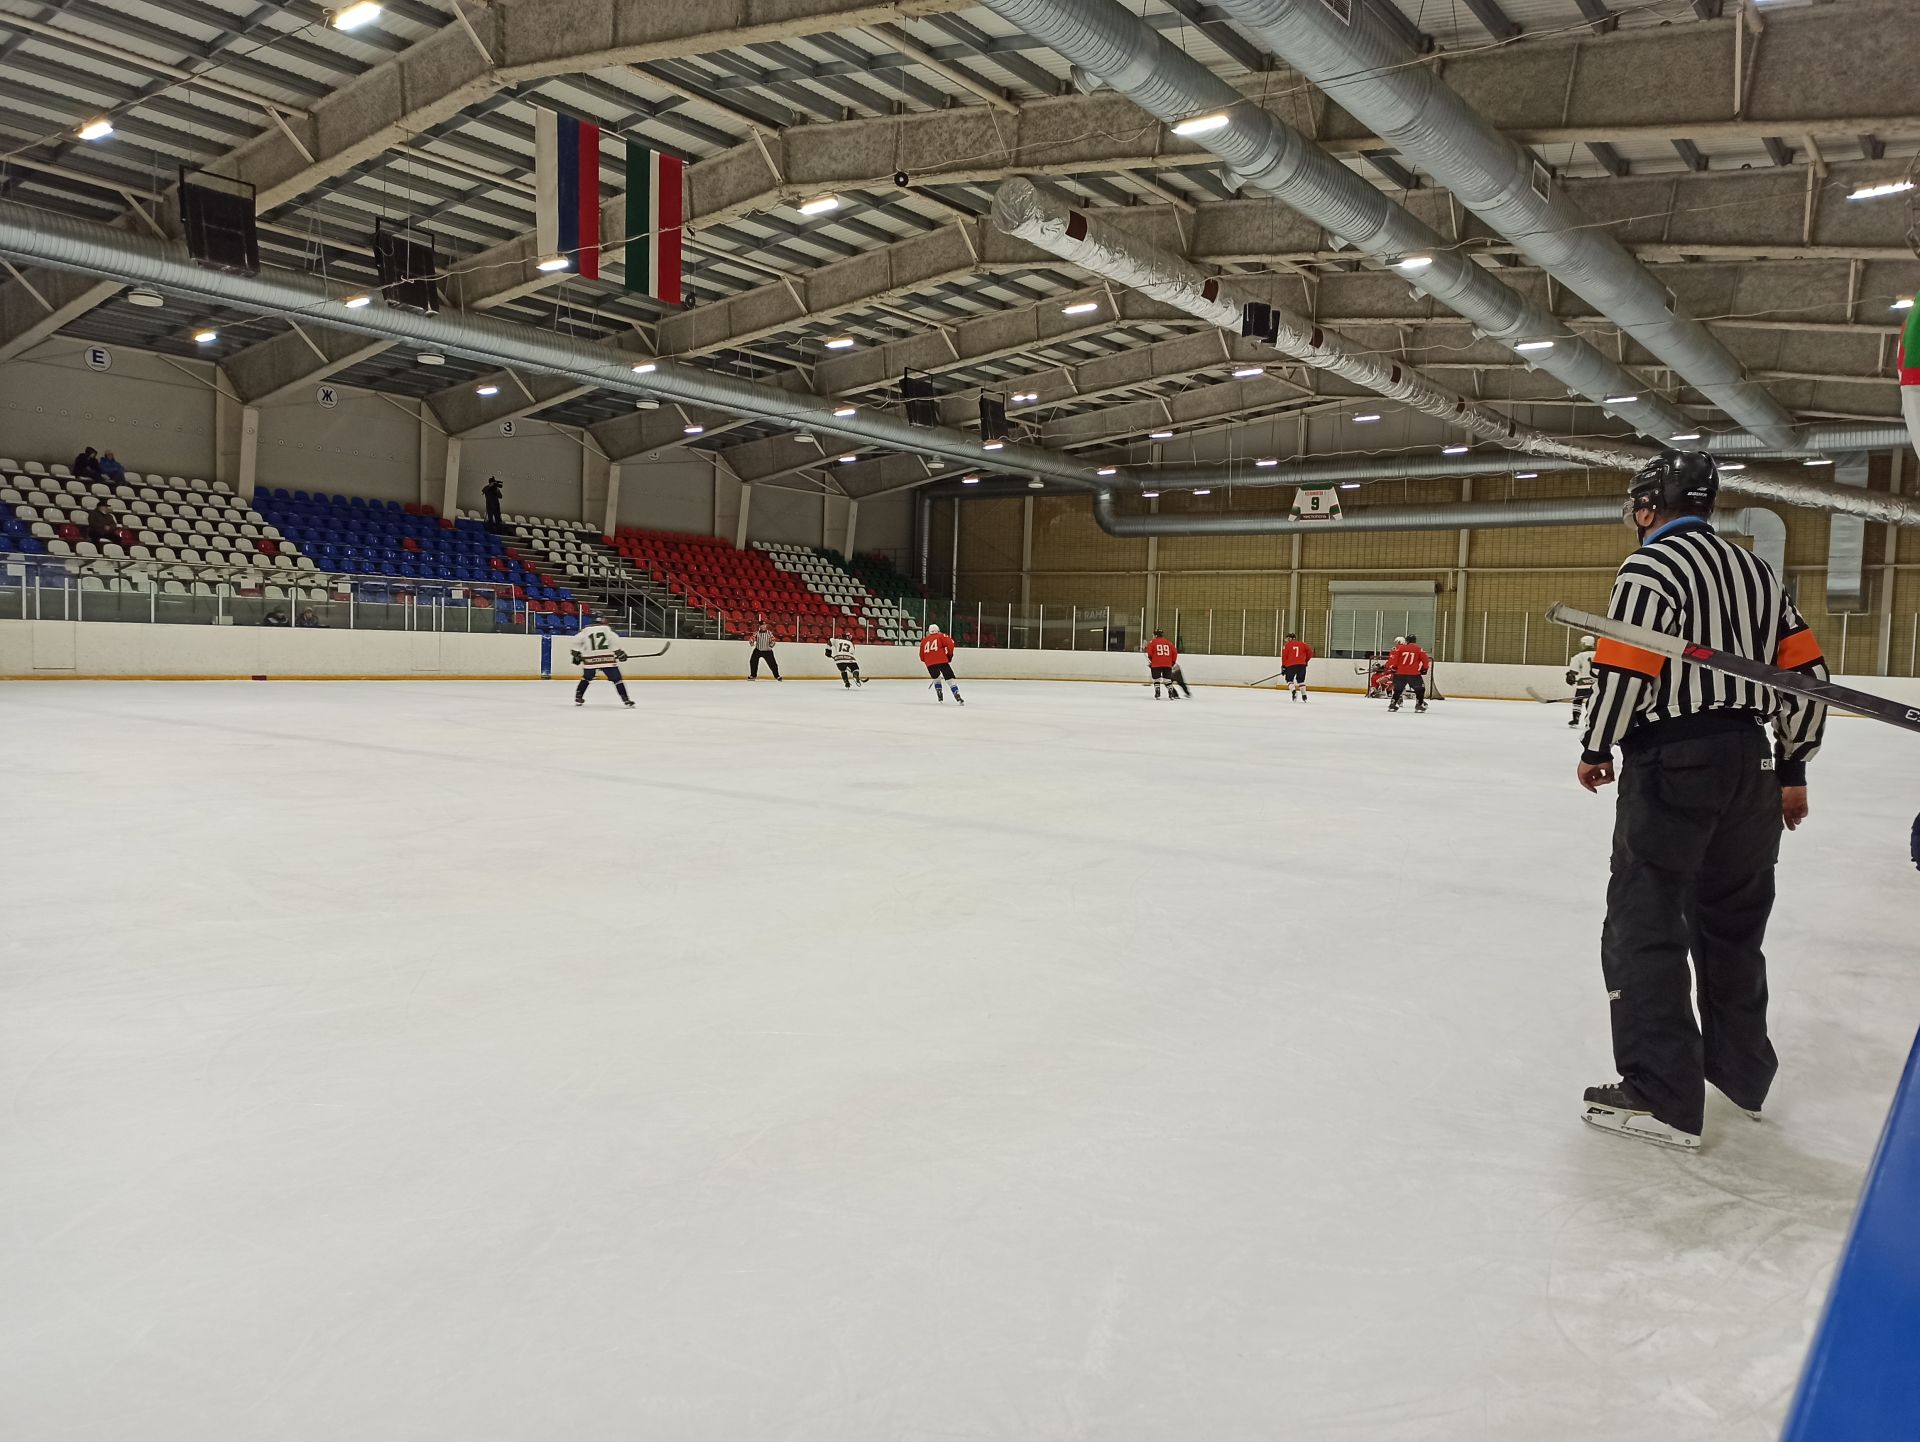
[1782,785,1810,831]
[1577,759,1615,792]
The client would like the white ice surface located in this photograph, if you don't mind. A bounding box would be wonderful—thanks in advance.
[2,678,1914,1442]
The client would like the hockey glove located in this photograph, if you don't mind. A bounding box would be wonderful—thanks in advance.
[1565,669,1578,685]
[1911,812,1919,872]
[615,650,629,662]
[569,651,583,665]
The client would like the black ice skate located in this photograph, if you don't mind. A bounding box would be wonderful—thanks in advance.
[1581,1082,1701,1151]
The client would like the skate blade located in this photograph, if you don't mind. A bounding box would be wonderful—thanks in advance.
[1582,1104,1701,1151]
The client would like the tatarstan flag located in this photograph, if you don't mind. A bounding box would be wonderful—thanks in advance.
[626,142,684,306]
[1901,294,1920,464]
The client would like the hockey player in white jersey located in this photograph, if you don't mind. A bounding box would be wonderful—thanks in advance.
[825,634,864,688]
[569,622,635,707]
[1566,634,1596,728]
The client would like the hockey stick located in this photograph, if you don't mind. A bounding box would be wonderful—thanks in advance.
[1546,604,1920,737]
[1245,669,1287,688]
[615,641,672,661]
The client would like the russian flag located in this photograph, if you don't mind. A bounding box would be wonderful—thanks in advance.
[534,110,601,281]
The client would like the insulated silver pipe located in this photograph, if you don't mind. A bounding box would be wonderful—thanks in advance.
[978,0,1695,444]
[992,179,1645,468]
[1092,492,1621,536]
[1214,0,1799,450]
[0,201,1102,493]
[1707,424,1915,455]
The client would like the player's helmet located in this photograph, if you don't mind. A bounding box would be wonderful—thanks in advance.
[1581,634,1595,648]
[926,621,941,634]
[1394,636,1406,645]
[1152,628,1163,637]
[1405,634,1418,644]
[1627,449,1718,516]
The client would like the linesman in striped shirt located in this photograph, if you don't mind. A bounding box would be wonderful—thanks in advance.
[1575,450,1828,1151]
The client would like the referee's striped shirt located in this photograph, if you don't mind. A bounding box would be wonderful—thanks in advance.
[1581,515,1828,784]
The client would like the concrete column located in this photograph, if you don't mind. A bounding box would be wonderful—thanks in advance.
[603,462,623,538]
[1452,478,1473,660]
[1143,495,1160,631]
[843,499,859,560]
[1877,453,1903,674]
[1287,532,1301,632]
[417,408,447,511]
[733,481,753,549]
[213,385,243,488]
[235,406,260,501]
[1020,495,1034,608]
[579,439,611,532]
[440,436,463,522]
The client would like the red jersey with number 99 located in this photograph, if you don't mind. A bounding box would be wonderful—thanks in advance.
[1145,636,1177,667]
[920,632,956,665]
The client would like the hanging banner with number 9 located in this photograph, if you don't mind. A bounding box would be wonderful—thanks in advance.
[1290,486,1342,522]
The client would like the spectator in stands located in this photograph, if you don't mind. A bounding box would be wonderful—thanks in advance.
[97,450,126,486]
[483,476,504,531]
[296,608,324,628]
[262,608,290,627]
[86,498,118,545]
[72,446,103,482]
[749,617,781,681]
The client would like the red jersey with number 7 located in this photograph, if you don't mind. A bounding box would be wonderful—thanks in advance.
[1145,636,1177,667]
[920,632,956,665]
[1282,639,1312,668]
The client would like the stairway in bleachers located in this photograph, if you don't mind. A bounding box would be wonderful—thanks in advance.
[482,512,718,639]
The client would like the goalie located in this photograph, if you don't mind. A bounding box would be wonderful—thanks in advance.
[570,622,636,708]
[1566,633,1596,729]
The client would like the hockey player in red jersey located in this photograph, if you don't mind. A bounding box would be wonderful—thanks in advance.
[1386,634,1431,713]
[920,622,963,704]
[1280,633,1313,702]
[1143,629,1183,700]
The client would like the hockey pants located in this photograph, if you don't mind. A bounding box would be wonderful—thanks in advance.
[576,666,630,703]
[1600,726,1783,1134]
[1390,674,1426,706]
[750,648,781,680]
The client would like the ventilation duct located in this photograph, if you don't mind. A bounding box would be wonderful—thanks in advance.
[0,201,1100,494]
[1213,0,1799,450]
[991,178,1644,469]
[1705,425,1915,456]
[977,0,1696,444]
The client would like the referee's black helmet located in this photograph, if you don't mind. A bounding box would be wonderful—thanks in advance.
[1627,449,1719,516]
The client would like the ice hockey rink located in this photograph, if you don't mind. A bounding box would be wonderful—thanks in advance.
[3,677,1913,1442]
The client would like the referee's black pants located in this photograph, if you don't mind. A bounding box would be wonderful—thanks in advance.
[1601,723,1782,1135]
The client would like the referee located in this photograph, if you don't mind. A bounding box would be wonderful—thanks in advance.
[1576,450,1828,1151]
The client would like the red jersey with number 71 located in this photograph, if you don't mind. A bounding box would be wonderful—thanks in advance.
[1389,642,1430,676]
[1145,637,1177,667]
[1282,639,1312,668]
[920,632,956,665]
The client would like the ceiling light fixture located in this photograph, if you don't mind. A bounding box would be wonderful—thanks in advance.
[839,453,859,464]
[1670,431,1702,441]
[1394,254,1434,272]
[982,439,1005,450]
[342,293,372,309]
[76,117,113,142]
[1061,301,1100,316]
[1232,366,1266,378]
[417,350,445,366]
[1848,179,1915,201]
[475,384,499,397]
[1140,490,1160,498]
[1171,111,1231,137]
[126,287,165,309]
[1803,457,1835,466]
[832,404,857,418]
[1353,413,1381,423]
[1255,457,1279,467]
[1192,488,1211,496]
[192,328,219,345]
[1027,478,1044,490]
[1893,298,1916,312]
[1012,391,1039,403]
[1095,466,1117,476]
[1515,339,1556,353]
[329,2,383,29]
[631,362,658,374]
[1513,472,1538,480]
[1339,483,1360,490]
[684,424,705,436]
[1148,429,1173,440]
[962,474,981,484]
[1604,394,1640,406]
[535,253,570,272]
[1442,445,1469,456]
[1719,463,1747,473]
[796,193,841,216]
[823,336,855,350]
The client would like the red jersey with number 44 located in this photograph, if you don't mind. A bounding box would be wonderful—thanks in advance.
[1145,637,1177,667]
[1389,642,1430,676]
[1282,640,1312,668]
[920,632,956,665]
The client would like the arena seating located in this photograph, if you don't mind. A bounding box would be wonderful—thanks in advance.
[251,489,587,634]
[753,541,923,645]
[611,527,854,643]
